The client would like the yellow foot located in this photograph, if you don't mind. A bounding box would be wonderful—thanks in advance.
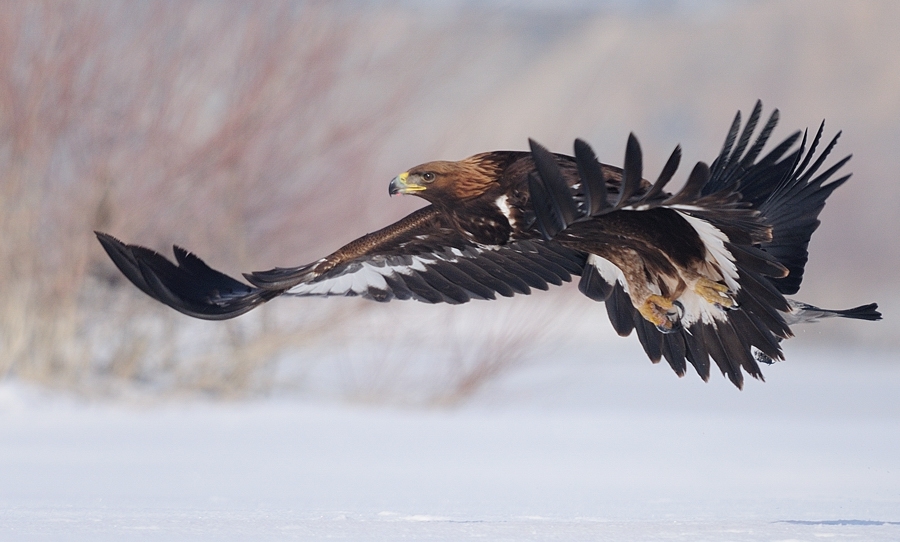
[695,277,737,309]
[638,294,682,332]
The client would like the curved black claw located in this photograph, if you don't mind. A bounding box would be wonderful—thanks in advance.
[657,300,685,334]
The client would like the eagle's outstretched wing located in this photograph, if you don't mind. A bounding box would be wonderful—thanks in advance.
[527,101,880,388]
[96,205,584,320]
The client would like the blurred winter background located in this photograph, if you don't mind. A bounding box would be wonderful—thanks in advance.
[1,1,898,540]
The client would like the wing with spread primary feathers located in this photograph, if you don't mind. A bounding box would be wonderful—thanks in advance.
[526,101,879,388]
[96,205,584,320]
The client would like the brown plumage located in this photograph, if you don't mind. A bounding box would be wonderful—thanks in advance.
[96,101,880,388]
[404,153,519,201]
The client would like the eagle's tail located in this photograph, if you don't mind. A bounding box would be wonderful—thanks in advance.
[783,300,882,325]
[95,232,278,320]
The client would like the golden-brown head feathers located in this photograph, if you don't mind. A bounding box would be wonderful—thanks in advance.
[391,151,525,204]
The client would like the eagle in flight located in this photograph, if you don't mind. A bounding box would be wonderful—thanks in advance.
[97,102,880,388]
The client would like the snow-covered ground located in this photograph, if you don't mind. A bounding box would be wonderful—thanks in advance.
[1,344,898,541]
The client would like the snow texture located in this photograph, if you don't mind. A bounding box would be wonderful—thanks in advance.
[1,345,898,541]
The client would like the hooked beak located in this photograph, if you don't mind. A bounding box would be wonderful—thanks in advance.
[389,172,426,196]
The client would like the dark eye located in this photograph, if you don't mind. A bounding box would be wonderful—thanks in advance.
[422,172,435,183]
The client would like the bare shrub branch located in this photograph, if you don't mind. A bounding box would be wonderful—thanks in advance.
[0,1,463,395]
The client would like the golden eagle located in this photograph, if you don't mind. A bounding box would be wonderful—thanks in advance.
[96,102,880,388]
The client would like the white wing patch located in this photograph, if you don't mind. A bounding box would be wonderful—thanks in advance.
[285,254,460,298]
[587,254,627,292]
[287,262,386,296]
[495,195,515,229]
[672,211,742,325]
[676,211,740,292]
[405,256,430,273]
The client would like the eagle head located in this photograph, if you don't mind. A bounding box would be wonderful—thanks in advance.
[389,153,510,204]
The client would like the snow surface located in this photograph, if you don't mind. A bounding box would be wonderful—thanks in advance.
[1,344,899,541]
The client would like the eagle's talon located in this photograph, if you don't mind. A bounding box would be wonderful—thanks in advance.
[657,320,682,334]
[639,294,682,332]
[716,300,739,311]
[695,278,736,309]
[657,300,684,333]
